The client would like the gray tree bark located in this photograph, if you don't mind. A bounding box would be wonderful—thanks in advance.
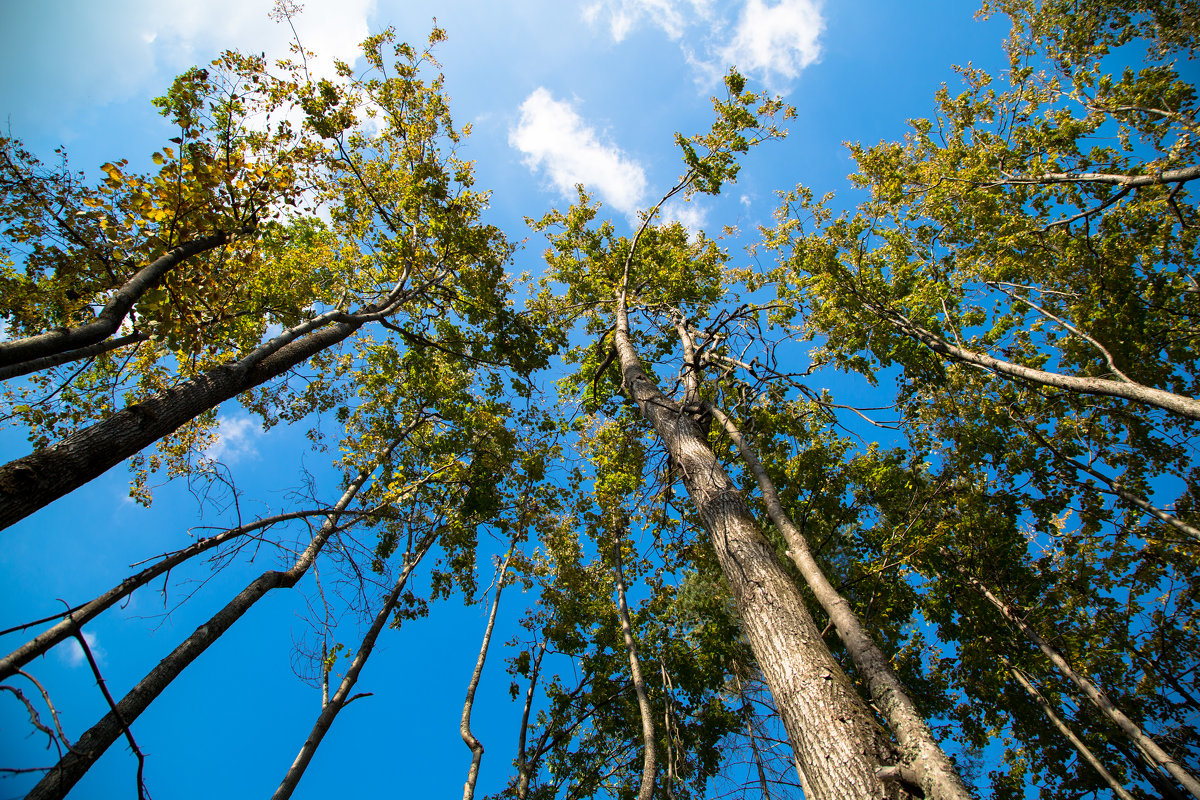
[710,404,971,800]
[612,286,898,800]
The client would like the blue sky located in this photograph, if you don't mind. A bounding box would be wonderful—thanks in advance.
[0,1,1014,798]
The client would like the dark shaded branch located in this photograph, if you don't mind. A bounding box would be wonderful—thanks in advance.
[1,507,345,680]
[0,233,235,370]
[0,331,151,382]
[66,607,150,800]
[24,436,406,800]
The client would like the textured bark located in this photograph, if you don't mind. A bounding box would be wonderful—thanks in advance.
[271,534,435,800]
[0,233,233,370]
[612,298,895,800]
[514,639,547,799]
[0,331,151,382]
[879,308,1200,421]
[24,447,391,800]
[967,574,1200,800]
[711,404,971,800]
[460,546,513,800]
[0,312,367,532]
[1005,660,1136,800]
[982,165,1200,188]
[0,508,334,681]
[613,538,656,800]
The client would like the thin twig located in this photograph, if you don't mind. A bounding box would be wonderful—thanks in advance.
[63,604,150,800]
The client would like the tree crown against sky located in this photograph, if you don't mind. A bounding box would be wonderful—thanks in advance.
[0,1,1198,799]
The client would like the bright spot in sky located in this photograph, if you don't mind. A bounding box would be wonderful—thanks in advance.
[206,414,263,464]
[56,631,104,668]
[510,87,649,216]
[720,0,824,84]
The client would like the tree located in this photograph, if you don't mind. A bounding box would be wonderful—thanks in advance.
[528,73,979,798]
[5,2,1200,798]
[760,0,1200,796]
[0,26,542,527]
[1,24,550,800]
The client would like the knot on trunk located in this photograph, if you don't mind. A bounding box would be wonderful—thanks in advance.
[876,763,925,798]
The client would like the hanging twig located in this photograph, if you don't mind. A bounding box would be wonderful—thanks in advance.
[15,669,75,755]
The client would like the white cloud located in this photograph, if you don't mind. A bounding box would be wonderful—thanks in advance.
[719,0,823,86]
[205,414,263,464]
[584,0,824,91]
[510,88,648,216]
[660,200,709,238]
[56,631,105,668]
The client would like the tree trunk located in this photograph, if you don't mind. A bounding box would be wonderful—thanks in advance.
[460,545,513,800]
[0,331,151,382]
[711,404,971,800]
[612,295,898,800]
[0,508,337,681]
[613,536,656,800]
[0,233,233,370]
[271,533,436,800]
[0,311,368,532]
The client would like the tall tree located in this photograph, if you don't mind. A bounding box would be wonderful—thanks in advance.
[529,76,973,799]
[758,2,1200,795]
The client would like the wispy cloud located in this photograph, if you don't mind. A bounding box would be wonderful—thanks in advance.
[584,0,824,91]
[510,88,648,216]
[205,413,263,464]
[57,631,105,668]
[583,0,714,42]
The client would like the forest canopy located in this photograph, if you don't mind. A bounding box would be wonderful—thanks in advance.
[1,1,1197,799]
